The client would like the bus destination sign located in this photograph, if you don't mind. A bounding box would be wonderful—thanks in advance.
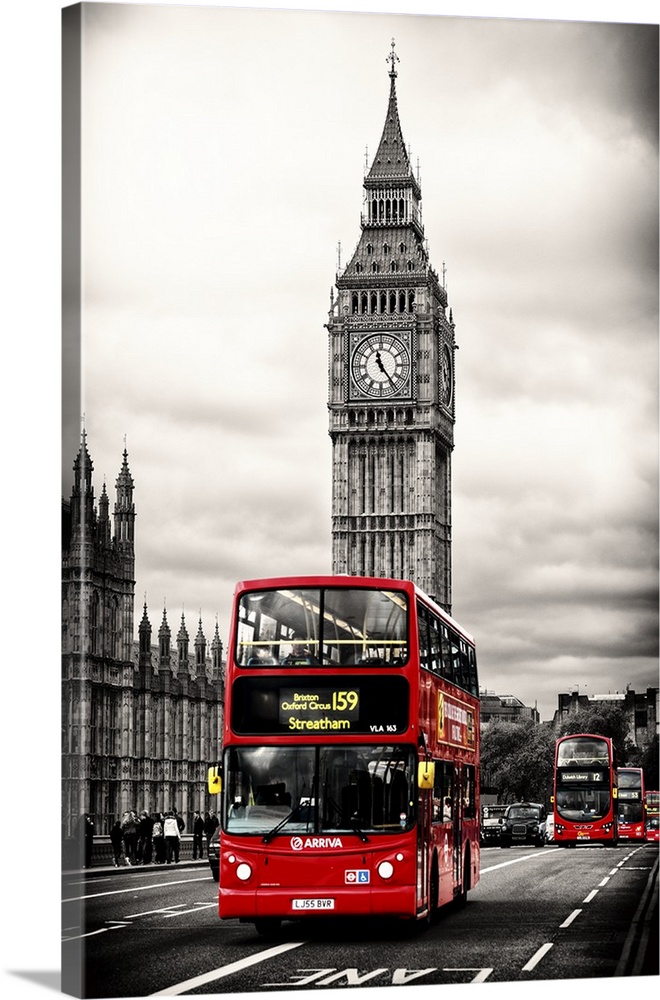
[561,772,604,783]
[279,687,359,731]
[231,675,409,736]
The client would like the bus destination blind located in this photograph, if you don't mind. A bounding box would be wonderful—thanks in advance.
[231,675,409,736]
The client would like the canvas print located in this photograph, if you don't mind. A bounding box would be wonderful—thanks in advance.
[61,2,659,998]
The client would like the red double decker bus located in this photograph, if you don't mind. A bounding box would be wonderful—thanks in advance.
[617,767,646,841]
[645,790,659,843]
[209,575,480,935]
[552,734,618,847]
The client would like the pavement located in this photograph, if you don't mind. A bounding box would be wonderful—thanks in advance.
[63,853,214,878]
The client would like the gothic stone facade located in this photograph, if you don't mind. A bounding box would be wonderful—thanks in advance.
[61,434,224,838]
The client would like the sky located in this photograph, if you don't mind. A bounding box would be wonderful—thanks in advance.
[3,2,658,997]
[60,1,659,728]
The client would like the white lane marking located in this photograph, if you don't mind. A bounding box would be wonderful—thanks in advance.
[149,941,306,996]
[124,905,188,918]
[480,852,555,874]
[598,877,610,887]
[609,868,619,876]
[583,889,598,903]
[522,942,553,972]
[62,924,125,943]
[445,967,493,983]
[559,909,582,928]
[62,875,210,903]
[163,902,217,917]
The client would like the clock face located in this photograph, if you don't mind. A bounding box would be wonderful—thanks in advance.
[440,346,452,407]
[351,333,411,399]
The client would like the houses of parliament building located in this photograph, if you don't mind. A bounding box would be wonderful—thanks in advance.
[61,432,225,839]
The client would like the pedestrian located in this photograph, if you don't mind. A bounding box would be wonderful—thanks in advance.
[152,813,165,864]
[82,813,95,868]
[163,811,181,864]
[110,820,124,867]
[173,807,186,834]
[203,811,215,853]
[192,810,204,860]
[121,810,138,865]
[137,810,153,864]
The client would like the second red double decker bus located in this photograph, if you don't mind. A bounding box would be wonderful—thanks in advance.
[553,734,618,847]
[617,767,646,841]
[210,575,480,935]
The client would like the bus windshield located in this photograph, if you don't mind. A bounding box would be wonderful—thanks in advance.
[223,744,416,837]
[556,738,609,766]
[556,787,611,821]
[235,586,408,667]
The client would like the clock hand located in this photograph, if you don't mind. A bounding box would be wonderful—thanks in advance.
[375,350,397,390]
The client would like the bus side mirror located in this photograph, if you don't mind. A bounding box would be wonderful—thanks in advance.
[418,761,435,790]
[208,766,222,795]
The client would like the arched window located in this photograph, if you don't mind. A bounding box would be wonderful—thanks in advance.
[366,243,373,255]
[372,262,379,273]
[407,259,414,271]
[352,292,359,314]
[399,242,406,253]
[390,261,398,272]
[89,591,100,654]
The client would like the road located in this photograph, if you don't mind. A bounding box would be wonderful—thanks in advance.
[62,842,658,996]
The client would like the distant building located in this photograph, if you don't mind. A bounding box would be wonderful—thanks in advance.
[553,688,658,751]
[479,690,540,726]
[62,432,224,841]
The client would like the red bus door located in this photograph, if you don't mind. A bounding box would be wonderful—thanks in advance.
[453,769,463,893]
[417,788,432,914]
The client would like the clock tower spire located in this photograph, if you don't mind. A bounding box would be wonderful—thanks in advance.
[327,41,456,612]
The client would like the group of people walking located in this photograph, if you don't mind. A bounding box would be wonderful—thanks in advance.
[109,809,219,867]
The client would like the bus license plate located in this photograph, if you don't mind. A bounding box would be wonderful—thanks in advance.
[292,898,335,910]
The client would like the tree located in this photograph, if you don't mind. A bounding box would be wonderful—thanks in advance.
[481,721,555,804]
[556,704,634,763]
[640,735,659,791]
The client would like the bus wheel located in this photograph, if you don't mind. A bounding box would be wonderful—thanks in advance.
[254,918,282,938]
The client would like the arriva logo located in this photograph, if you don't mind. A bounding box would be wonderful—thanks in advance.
[290,836,344,850]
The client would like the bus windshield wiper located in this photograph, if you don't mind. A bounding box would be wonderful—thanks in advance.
[324,795,369,843]
[262,804,309,844]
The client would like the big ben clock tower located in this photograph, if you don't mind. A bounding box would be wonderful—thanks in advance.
[327,41,456,612]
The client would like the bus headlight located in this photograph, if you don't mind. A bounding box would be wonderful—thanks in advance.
[236,862,252,881]
[378,861,394,880]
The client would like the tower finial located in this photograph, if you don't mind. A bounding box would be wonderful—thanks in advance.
[387,38,399,79]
